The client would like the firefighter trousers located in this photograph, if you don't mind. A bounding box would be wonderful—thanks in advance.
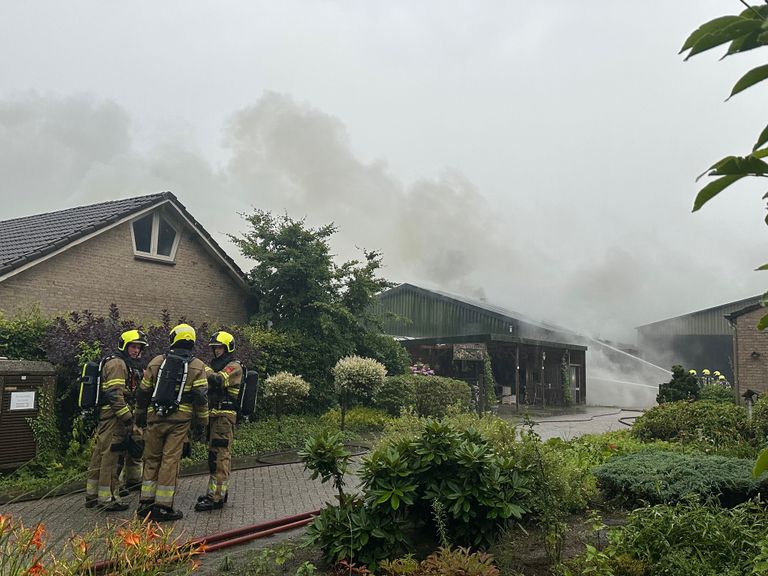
[85,417,128,504]
[141,418,190,508]
[206,414,235,502]
[117,428,144,487]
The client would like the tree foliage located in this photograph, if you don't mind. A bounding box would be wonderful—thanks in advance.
[231,210,395,407]
[681,3,768,326]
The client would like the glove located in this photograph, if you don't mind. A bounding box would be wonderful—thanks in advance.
[135,410,147,428]
[207,373,224,388]
[182,442,192,459]
[193,424,208,443]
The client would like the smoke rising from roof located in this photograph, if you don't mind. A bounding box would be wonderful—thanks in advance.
[0,91,764,346]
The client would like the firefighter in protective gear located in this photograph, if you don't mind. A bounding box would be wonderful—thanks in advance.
[136,323,209,522]
[196,331,242,512]
[85,329,146,511]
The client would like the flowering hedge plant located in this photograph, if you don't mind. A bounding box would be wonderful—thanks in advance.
[264,371,311,417]
[410,362,435,376]
[333,356,387,400]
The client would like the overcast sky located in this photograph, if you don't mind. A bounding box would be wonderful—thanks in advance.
[1,1,766,341]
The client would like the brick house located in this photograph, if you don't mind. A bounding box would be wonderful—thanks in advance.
[0,192,252,325]
[726,304,768,399]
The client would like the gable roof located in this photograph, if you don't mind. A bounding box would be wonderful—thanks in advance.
[0,192,248,288]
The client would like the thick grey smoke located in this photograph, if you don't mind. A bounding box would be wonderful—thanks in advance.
[0,91,763,351]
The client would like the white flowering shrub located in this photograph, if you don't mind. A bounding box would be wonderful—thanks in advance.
[333,355,387,401]
[264,371,310,415]
[333,356,387,431]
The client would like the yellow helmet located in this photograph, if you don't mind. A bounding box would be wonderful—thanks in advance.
[702,369,710,376]
[209,330,235,353]
[688,369,697,376]
[118,329,147,351]
[713,371,721,377]
[169,323,196,346]
[718,375,726,381]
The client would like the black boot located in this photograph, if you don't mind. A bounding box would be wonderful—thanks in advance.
[149,505,183,522]
[85,497,97,509]
[136,500,154,518]
[100,499,130,512]
[194,496,224,512]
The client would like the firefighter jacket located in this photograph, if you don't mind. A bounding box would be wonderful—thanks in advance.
[136,351,209,427]
[206,355,242,422]
[99,354,139,424]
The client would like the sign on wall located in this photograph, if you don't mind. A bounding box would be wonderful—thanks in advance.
[9,391,36,411]
[453,343,488,362]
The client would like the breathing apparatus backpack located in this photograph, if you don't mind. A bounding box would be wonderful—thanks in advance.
[237,368,259,418]
[74,356,115,410]
[151,352,192,417]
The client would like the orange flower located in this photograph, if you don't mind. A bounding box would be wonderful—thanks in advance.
[145,523,160,541]
[118,528,142,547]
[25,562,46,575]
[30,524,45,550]
[0,514,9,533]
[74,537,88,556]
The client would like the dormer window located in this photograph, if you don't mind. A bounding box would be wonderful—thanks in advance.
[131,212,179,262]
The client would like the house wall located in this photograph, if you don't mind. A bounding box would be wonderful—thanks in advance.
[0,219,250,326]
[734,307,768,397]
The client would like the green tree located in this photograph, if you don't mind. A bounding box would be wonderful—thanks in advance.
[231,210,394,407]
[680,3,768,326]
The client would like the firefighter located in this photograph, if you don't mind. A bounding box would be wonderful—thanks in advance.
[135,323,209,522]
[195,331,242,512]
[85,329,147,511]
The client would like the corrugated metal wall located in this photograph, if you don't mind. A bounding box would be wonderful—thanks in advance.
[637,296,761,338]
[375,287,514,337]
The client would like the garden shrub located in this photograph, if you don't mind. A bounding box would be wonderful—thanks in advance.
[263,371,310,417]
[656,365,700,403]
[304,417,531,567]
[334,356,387,429]
[380,547,500,576]
[699,383,736,404]
[414,376,471,417]
[376,376,418,416]
[752,395,768,441]
[631,399,751,450]
[0,308,50,360]
[593,450,768,506]
[320,407,392,433]
[584,500,768,576]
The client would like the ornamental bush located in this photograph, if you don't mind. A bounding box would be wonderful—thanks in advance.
[656,365,700,403]
[414,376,472,417]
[0,307,50,360]
[375,375,418,416]
[752,396,768,441]
[263,371,310,416]
[594,450,768,507]
[699,383,736,404]
[333,355,387,401]
[631,400,751,451]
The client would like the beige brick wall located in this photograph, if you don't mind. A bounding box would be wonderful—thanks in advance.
[0,218,250,327]
[734,307,768,397]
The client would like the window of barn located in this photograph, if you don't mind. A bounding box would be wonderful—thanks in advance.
[131,212,180,263]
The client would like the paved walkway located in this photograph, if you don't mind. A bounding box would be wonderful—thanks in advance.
[1,408,638,569]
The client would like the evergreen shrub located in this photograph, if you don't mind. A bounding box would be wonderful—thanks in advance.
[699,383,736,404]
[414,376,471,417]
[376,375,417,416]
[631,400,751,449]
[594,450,768,506]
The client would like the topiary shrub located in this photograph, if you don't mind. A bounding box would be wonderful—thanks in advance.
[414,376,471,417]
[263,371,310,418]
[594,450,768,507]
[376,375,418,416]
[631,400,751,450]
[656,365,700,403]
[333,355,387,430]
[699,383,736,404]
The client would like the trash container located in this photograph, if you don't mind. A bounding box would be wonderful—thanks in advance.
[0,359,56,470]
